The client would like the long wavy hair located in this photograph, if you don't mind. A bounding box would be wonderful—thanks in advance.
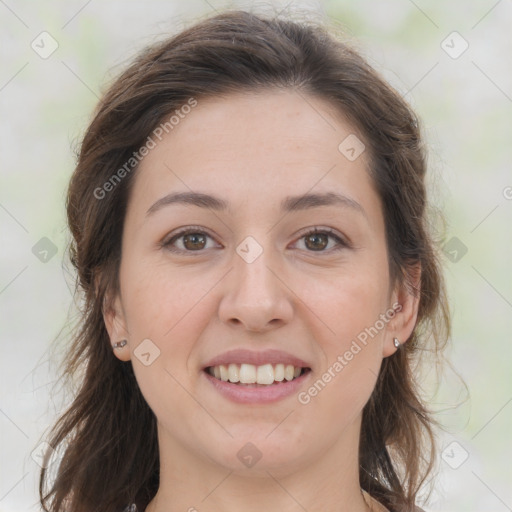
[39,9,450,512]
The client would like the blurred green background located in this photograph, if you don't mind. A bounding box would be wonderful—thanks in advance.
[1,1,511,511]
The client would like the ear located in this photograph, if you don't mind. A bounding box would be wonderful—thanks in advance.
[383,262,421,357]
[102,290,131,362]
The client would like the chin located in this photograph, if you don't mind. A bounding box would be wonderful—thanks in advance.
[202,429,315,476]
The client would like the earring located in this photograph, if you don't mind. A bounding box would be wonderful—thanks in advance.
[113,339,127,349]
[393,338,400,349]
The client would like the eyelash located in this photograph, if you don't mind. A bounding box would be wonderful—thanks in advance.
[161,226,350,254]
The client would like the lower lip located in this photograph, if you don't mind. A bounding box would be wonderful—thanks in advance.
[202,369,311,404]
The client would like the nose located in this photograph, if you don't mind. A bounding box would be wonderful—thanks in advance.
[217,245,294,333]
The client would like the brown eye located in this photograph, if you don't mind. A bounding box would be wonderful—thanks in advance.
[294,228,349,253]
[181,233,207,250]
[162,228,219,253]
[304,232,329,251]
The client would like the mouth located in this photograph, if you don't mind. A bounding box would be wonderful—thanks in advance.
[204,363,312,386]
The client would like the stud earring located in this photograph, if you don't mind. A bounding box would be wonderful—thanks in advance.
[113,339,127,349]
[393,338,400,349]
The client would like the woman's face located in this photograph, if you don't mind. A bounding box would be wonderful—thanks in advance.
[106,90,417,476]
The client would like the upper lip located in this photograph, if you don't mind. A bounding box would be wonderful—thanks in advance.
[202,349,311,370]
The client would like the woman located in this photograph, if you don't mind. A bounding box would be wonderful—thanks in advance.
[39,9,449,512]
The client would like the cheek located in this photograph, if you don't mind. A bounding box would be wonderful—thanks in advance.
[298,259,390,346]
[120,257,218,340]
[295,258,389,410]
[297,277,385,429]
[120,260,217,423]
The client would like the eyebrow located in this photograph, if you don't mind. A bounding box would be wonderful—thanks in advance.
[146,191,367,218]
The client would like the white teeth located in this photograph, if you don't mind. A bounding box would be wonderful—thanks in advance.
[228,363,239,382]
[239,363,256,383]
[208,363,306,385]
[219,364,229,382]
[256,364,274,385]
[274,363,285,381]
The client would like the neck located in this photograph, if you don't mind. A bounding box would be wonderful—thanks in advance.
[145,417,370,512]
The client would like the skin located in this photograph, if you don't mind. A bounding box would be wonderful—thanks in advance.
[104,89,420,512]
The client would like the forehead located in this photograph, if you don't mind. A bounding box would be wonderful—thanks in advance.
[129,90,379,223]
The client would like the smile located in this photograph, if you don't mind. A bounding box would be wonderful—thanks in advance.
[206,363,310,385]
[202,365,312,404]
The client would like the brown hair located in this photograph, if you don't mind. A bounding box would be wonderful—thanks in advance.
[39,9,450,512]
